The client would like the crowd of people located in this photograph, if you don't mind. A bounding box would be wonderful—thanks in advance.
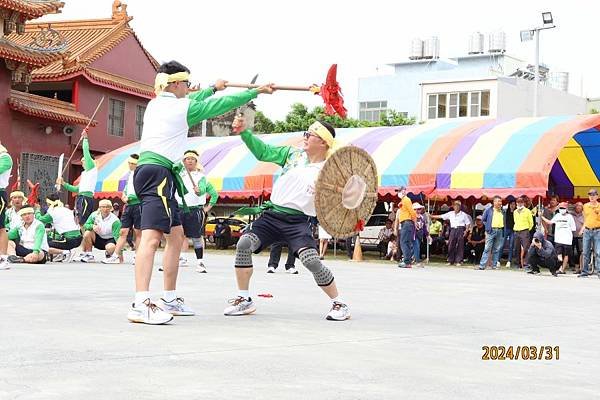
[373,191,600,277]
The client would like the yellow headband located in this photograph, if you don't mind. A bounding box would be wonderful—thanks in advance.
[127,157,138,165]
[183,151,199,162]
[154,71,190,95]
[18,207,34,216]
[46,198,63,208]
[308,121,337,157]
[99,199,112,208]
[0,144,6,153]
[10,191,25,199]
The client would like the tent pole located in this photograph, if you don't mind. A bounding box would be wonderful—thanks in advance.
[426,196,430,265]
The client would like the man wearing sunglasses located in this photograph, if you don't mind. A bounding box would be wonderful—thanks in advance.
[127,60,275,325]
[579,188,600,278]
[223,116,351,321]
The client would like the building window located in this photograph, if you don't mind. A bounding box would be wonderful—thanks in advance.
[427,90,490,119]
[108,98,125,137]
[359,101,387,122]
[135,105,146,140]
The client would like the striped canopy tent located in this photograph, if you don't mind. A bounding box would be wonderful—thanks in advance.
[91,114,600,200]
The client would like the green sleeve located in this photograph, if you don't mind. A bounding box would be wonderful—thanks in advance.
[62,182,79,193]
[186,89,258,127]
[188,88,215,102]
[112,220,122,241]
[83,212,96,231]
[32,224,45,253]
[82,138,95,171]
[35,211,53,225]
[0,153,13,174]
[240,129,291,167]
[7,227,19,241]
[205,181,218,205]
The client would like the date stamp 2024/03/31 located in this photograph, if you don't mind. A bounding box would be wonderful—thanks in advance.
[482,346,559,361]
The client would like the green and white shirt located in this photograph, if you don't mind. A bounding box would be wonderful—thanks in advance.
[0,152,13,189]
[36,206,81,239]
[240,129,324,217]
[139,88,258,163]
[5,207,23,230]
[62,138,97,197]
[83,211,121,241]
[123,171,139,205]
[175,168,218,208]
[8,219,49,253]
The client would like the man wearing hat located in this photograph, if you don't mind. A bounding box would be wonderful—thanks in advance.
[412,202,428,265]
[223,115,350,321]
[174,149,218,273]
[36,193,82,263]
[478,196,506,270]
[579,188,600,277]
[104,154,141,264]
[539,201,575,274]
[56,130,96,226]
[129,60,275,325]
[6,207,49,264]
[0,143,13,270]
[526,231,559,276]
[393,186,417,268]
[5,190,26,231]
[513,196,534,268]
[79,199,121,263]
[430,200,471,266]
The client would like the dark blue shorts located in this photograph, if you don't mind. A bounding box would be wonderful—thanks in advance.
[248,211,316,257]
[181,207,204,238]
[134,164,181,234]
[0,191,7,229]
[15,244,48,264]
[75,195,94,225]
[121,203,141,230]
[94,236,116,251]
[48,235,82,250]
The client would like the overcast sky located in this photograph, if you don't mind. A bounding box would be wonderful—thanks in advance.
[39,0,599,120]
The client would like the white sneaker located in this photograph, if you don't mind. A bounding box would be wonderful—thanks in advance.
[506,261,511,268]
[0,257,10,270]
[160,297,195,316]
[326,301,351,321]
[130,255,136,265]
[65,249,77,263]
[286,267,299,274]
[102,254,121,264]
[178,256,189,267]
[195,262,207,273]
[127,299,173,325]
[53,252,67,262]
[224,296,256,316]
[267,266,276,274]
[80,253,95,263]
[494,261,501,269]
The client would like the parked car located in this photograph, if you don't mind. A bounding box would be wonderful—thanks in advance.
[205,217,248,248]
[359,214,390,250]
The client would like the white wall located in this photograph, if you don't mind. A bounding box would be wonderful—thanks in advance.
[496,77,587,118]
[419,79,498,121]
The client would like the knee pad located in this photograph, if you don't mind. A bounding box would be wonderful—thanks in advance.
[191,238,203,249]
[235,233,261,268]
[299,248,334,286]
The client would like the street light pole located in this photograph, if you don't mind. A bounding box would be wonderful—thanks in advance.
[533,29,540,117]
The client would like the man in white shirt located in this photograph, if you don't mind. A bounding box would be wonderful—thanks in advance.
[540,201,575,274]
[431,200,471,266]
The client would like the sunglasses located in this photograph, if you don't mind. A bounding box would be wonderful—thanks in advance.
[303,131,318,139]
[589,192,598,196]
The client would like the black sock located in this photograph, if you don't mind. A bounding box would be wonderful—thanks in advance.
[194,247,203,260]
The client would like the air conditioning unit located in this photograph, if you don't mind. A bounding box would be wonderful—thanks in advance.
[63,125,75,136]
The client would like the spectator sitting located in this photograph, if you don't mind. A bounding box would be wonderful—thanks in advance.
[465,216,486,264]
[526,231,559,276]
[378,219,394,258]
[6,207,49,264]
[385,234,398,260]
[388,203,398,224]
[429,218,443,255]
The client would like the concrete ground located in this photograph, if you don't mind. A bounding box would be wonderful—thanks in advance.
[0,250,598,400]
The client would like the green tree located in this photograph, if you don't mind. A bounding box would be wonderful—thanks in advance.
[591,108,599,115]
[253,111,275,134]
[257,103,415,133]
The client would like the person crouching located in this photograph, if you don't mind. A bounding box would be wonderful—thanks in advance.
[7,207,49,264]
[79,199,121,262]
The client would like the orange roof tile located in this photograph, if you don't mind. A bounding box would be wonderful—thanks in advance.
[8,89,96,126]
[0,0,64,20]
[0,37,63,66]
[84,67,154,99]
[9,15,158,80]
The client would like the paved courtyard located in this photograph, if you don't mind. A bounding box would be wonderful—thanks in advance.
[0,250,598,400]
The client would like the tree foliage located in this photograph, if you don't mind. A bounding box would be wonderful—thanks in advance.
[255,103,415,133]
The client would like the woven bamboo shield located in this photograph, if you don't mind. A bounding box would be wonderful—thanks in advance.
[315,146,378,238]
